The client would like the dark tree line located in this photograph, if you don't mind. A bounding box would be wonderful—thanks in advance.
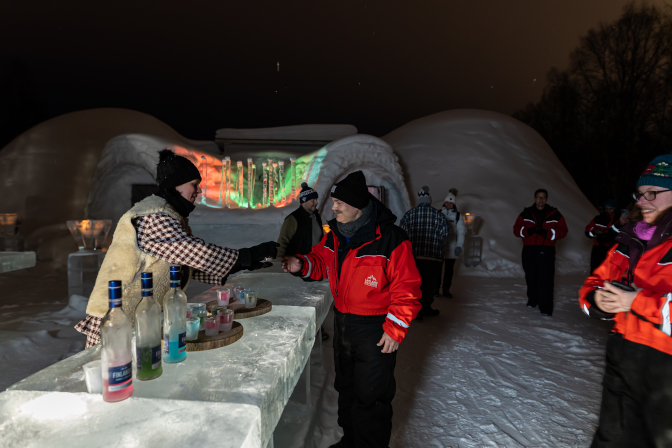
[514,2,672,208]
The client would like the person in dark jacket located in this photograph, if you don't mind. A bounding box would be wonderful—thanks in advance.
[282,171,422,448]
[513,189,568,316]
[276,182,328,340]
[277,182,324,258]
[585,199,627,273]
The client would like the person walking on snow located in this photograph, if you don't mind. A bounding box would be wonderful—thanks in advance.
[579,153,672,447]
[585,198,627,273]
[281,171,421,448]
[438,188,465,298]
[513,189,568,316]
[400,186,449,319]
[276,181,329,340]
[75,149,278,349]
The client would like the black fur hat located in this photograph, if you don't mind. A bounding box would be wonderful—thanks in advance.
[156,149,202,190]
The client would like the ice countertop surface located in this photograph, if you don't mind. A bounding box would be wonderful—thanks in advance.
[9,305,315,448]
[0,390,261,448]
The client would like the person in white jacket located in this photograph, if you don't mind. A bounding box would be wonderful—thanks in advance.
[439,189,465,298]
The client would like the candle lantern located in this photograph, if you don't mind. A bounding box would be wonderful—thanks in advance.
[462,214,482,268]
[0,213,23,252]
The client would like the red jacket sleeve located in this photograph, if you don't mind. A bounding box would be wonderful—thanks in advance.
[513,214,532,238]
[297,234,329,281]
[382,240,422,343]
[553,216,568,241]
[579,249,614,319]
[585,219,597,238]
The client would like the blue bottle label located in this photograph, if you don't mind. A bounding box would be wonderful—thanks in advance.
[164,333,170,355]
[152,345,162,369]
[178,332,187,353]
[107,362,132,392]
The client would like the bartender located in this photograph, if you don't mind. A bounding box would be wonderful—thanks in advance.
[75,149,278,348]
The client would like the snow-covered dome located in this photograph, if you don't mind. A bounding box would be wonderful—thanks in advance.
[383,109,596,276]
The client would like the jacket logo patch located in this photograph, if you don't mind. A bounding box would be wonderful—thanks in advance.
[364,275,378,288]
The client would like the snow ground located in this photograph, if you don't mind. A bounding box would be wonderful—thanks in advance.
[312,274,612,448]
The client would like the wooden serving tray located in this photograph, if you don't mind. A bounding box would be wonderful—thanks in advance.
[206,298,272,319]
[161,321,244,352]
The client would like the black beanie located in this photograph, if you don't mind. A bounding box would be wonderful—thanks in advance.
[156,149,202,190]
[330,171,370,210]
[299,182,318,203]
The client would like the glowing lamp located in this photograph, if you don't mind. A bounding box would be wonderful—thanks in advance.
[0,213,18,237]
[66,220,112,251]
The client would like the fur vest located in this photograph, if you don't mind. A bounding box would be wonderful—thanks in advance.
[86,195,191,322]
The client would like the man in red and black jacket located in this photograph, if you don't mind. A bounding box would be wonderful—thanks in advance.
[585,198,626,273]
[513,188,568,316]
[282,171,421,448]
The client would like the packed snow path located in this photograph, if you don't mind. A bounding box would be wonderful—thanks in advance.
[313,274,612,448]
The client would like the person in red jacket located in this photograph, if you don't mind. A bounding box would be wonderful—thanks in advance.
[282,171,421,448]
[513,189,568,316]
[579,153,672,447]
[585,199,627,272]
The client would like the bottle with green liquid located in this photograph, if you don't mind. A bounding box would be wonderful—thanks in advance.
[134,272,163,380]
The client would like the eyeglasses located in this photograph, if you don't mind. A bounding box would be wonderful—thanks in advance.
[633,189,672,201]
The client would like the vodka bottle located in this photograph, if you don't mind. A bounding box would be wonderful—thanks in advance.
[101,280,134,402]
[134,272,163,381]
[163,266,187,363]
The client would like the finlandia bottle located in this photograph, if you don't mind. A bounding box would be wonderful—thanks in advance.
[134,272,163,380]
[101,280,134,402]
[163,265,187,363]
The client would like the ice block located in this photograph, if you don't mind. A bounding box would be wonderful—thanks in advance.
[0,251,36,273]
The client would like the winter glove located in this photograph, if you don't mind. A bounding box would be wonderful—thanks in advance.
[536,229,548,239]
[526,228,537,236]
[454,247,462,256]
[249,241,279,262]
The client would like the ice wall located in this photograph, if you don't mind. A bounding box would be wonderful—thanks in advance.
[383,109,596,276]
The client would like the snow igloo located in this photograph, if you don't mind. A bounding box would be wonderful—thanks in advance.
[86,131,411,250]
[383,109,597,277]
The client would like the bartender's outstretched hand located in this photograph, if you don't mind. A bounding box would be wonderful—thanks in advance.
[282,256,303,273]
[249,241,279,262]
[377,332,399,353]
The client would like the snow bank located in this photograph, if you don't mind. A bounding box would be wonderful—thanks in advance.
[383,109,596,276]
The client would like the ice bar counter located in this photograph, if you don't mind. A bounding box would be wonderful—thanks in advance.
[4,269,333,448]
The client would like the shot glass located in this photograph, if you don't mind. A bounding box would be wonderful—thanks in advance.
[189,303,207,331]
[204,316,219,337]
[219,308,234,332]
[186,316,200,341]
[211,305,226,318]
[233,286,246,304]
[216,288,231,306]
[245,290,258,309]
[83,360,103,394]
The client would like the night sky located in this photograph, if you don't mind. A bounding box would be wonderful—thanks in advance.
[1,0,661,144]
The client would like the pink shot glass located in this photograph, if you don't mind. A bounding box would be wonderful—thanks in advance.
[216,288,231,306]
[204,316,219,337]
[219,308,234,332]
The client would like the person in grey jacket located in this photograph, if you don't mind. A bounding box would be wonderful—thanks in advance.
[439,189,465,298]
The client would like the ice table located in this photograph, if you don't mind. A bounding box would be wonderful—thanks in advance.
[0,251,36,273]
[9,305,315,448]
[0,390,261,448]
[198,272,333,329]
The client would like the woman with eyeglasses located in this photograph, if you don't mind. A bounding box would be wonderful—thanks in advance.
[579,154,672,447]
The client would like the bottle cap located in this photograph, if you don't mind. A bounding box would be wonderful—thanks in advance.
[170,265,181,283]
[108,280,122,307]
[141,272,153,289]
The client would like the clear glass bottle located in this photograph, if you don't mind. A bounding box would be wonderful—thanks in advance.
[163,266,187,363]
[134,272,163,380]
[101,280,134,402]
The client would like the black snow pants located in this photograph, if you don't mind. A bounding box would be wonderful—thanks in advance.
[590,245,611,273]
[334,310,396,448]
[592,333,672,448]
[441,258,456,294]
[521,245,555,315]
[415,258,443,314]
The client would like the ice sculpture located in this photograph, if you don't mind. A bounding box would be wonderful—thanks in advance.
[262,162,268,207]
[278,160,285,204]
[0,251,36,273]
[462,214,482,268]
[236,161,245,208]
[268,159,274,205]
[200,156,208,205]
[290,157,297,203]
[66,220,111,297]
[218,157,227,207]
[247,158,255,209]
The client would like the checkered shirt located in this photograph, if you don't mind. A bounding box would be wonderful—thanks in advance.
[400,203,449,260]
[74,212,239,347]
[134,212,239,282]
